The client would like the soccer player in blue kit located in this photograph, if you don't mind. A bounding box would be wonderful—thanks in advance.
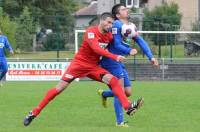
[98,4,159,127]
[0,29,14,86]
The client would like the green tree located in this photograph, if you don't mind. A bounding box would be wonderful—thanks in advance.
[15,7,36,51]
[0,7,17,50]
[1,0,21,18]
[143,2,182,31]
[1,0,78,30]
[143,2,182,46]
[2,0,79,51]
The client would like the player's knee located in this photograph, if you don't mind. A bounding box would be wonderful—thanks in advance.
[56,80,70,92]
[125,91,131,97]
[102,74,114,84]
[125,88,132,97]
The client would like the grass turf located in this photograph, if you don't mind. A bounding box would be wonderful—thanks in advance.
[0,81,199,132]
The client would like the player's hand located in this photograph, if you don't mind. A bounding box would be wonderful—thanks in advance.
[116,55,126,62]
[10,50,14,55]
[129,49,137,56]
[150,58,159,67]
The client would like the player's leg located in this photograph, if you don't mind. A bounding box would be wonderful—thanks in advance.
[0,61,8,86]
[101,74,138,115]
[87,67,136,114]
[98,66,127,124]
[123,69,144,111]
[97,88,110,108]
[98,88,113,98]
[114,96,124,125]
[23,62,81,126]
[32,80,72,116]
[97,78,123,108]
[97,67,123,107]
[114,70,129,126]
[115,68,143,127]
[98,78,125,126]
[23,79,72,126]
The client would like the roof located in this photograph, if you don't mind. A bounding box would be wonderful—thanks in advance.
[75,1,97,16]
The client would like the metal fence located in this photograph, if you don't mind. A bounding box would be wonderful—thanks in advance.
[7,58,200,81]
[125,58,200,81]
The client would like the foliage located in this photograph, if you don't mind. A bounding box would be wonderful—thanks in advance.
[187,21,200,43]
[15,7,36,51]
[1,0,78,31]
[1,0,21,17]
[0,7,17,50]
[143,2,182,45]
[1,0,79,52]
[42,33,64,51]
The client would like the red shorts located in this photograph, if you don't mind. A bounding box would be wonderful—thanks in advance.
[61,60,110,82]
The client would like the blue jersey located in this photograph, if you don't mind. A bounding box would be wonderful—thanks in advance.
[0,35,13,59]
[100,20,153,69]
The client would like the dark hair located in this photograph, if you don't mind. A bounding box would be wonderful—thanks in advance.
[111,3,124,20]
[100,12,113,20]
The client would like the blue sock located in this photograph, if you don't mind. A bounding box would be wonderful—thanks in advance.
[114,96,124,124]
[102,90,114,97]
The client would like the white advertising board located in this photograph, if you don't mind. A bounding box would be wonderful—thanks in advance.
[6,62,70,81]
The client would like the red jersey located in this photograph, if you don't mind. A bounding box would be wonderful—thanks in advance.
[74,26,117,66]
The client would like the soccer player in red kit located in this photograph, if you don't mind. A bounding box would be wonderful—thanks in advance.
[23,12,137,126]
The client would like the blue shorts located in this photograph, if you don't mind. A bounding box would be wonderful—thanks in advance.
[102,65,131,88]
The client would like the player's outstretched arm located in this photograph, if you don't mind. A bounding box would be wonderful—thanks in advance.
[134,35,159,66]
[113,34,132,54]
[5,36,14,55]
[134,35,153,60]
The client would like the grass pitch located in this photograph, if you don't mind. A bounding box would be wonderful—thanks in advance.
[0,81,199,132]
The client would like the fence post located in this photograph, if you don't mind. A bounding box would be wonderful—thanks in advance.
[162,58,165,80]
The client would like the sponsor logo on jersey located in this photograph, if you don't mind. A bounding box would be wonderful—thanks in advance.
[112,28,117,34]
[122,37,131,46]
[0,43,4,48]
[120,72,124,76]
[65,74,74,79]
[99,42,108,49]
[88,32,94,39]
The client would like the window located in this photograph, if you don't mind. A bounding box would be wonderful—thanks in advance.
[126,0,139,8]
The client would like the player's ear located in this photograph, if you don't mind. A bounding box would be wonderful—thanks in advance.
[116,14,120,19]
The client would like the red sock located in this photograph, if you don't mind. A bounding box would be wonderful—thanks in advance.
[32,88,60,116]
[108,77,131,110]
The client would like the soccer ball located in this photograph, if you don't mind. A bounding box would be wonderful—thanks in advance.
[121,22,137,39]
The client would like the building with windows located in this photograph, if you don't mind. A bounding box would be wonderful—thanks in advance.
[75,0,200,30]
[146,0,200,30]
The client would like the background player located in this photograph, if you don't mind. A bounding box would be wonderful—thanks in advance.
[23,12,140,126]
[98,4,159,127]
[0,29,14,87]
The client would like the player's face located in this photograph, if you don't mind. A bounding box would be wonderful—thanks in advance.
[117,6,129,19]
[101,17,113,33]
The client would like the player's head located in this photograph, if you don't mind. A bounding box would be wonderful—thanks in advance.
[99,12,114,33]
[112,4,129,20]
